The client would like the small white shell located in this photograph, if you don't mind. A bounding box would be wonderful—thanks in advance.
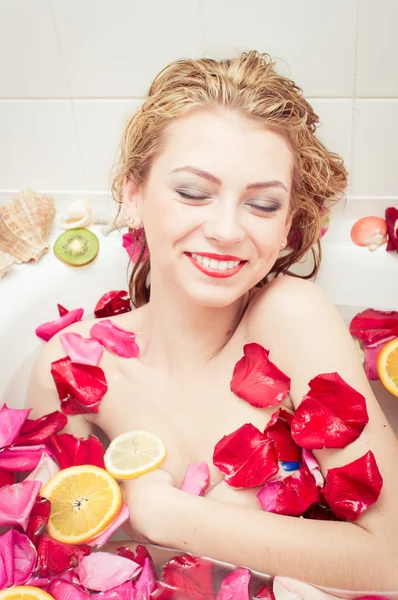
[92,209,128,235]
[60,199,92,230]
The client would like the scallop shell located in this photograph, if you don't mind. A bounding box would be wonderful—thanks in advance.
[60,199,92,230]
[350,216,388,251]
[0,188,56,262]
[0,251,16,279]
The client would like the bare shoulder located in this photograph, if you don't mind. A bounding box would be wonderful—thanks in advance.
[26,309,138,434]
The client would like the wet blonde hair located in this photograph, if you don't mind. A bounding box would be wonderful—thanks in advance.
[111,50,348,308]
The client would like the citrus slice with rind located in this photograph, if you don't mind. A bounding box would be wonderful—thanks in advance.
[377,337,398,397]
[0,587,55,599]
[40,464,122,544]
[104,430,166,480]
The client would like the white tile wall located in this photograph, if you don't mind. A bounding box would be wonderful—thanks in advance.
[356,0,398,97]
[0,0,397,200]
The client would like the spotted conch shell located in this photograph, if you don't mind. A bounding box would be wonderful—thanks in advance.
[350,216,388,251]
[60,199,92,230]
[0,189,55,263]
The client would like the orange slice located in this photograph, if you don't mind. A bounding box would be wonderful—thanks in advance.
[40,464,122,544]
[104,430,166,480]
[377,337,398,397]
[0,587,55,599]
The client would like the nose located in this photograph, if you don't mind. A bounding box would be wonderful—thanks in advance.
[202,204,245,246]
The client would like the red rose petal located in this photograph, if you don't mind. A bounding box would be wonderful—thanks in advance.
[291,373,369,449]
[36,534,91,576]
[35,308,84,342]
[155,554,215,600]
[350,309,398,336]
[253,585,276,599]
[57,304,69,317]
[264,408,301,462]
[216,567,251,600]
[322,450,383,521]
[90,320,139,358]
[94,290,131,319]
[51,357,108,415]
[257,465,321,517]
[385,206,398,252]
[302,502,341,521]
[117,544,155,571]
[213,423,278,488]
[230,343,291,408]
[14,410,67,446]
[0,469,15,487]
[49,433,105,469]
[26,497,51,546]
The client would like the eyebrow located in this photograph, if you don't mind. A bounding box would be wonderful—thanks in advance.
[170,166,289,193]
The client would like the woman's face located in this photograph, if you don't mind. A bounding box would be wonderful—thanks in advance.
[127,109,294,307]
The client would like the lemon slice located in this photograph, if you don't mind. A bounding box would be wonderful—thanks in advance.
[40,465,122,544]
[104,430,166,480]
[0,587,55,599]
[377,337,398,397]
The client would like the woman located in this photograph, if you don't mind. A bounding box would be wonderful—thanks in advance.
[28,51,398,592]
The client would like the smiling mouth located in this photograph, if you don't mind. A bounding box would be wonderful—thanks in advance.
[185,252,247,276]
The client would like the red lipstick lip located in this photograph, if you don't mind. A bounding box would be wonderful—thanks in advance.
[186,252,246,261]
[186,253,246,278]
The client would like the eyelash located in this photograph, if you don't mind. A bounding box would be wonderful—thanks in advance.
[176,191,280,213]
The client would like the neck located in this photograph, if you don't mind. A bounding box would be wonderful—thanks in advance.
[135,275,250,376]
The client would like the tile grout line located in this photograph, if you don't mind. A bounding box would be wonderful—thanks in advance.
[48,0,87,188]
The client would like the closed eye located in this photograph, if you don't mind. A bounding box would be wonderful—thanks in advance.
[177,190,209,201]
[247,203,281,213]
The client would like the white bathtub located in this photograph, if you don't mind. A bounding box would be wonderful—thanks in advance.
[0,221,397,436]
[1,219,398,598]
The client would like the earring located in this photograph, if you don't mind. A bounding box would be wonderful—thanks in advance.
[280,241,286,248]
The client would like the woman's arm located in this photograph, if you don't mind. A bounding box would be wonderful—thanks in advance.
[124,278,398,591]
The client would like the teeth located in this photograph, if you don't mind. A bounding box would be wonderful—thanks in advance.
[190,253,241,271]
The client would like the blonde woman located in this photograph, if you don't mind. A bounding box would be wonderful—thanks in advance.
[28,51,398,593]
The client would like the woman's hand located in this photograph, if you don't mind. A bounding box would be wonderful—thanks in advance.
[120,469,175,543]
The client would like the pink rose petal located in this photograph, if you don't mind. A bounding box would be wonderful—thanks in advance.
[0,403,31,448]
[26,450,60,488]
[0,444,54,472]
[133,556,158,599]
[48,579,91,600]
[0,529,37,588]
[91,581,134,599]
[385,206,398,252]
[322,450,383,521]
[230,343,291,408]
[0,480,41,530]
[273,577,342,599]
[213,423,279,488]
[88,504,130,547]
[90,320,139,358]
[75,552,141,592]
[35,307,84,341]
[123,230,149,263]
[291,373,369,450]
[60,331,104,366]
[180,462,210,496]
[216,567,251,600]
[302,449,324,488]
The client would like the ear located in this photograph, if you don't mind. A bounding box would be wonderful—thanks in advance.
[283,210,293,240]
[122,175,143,228]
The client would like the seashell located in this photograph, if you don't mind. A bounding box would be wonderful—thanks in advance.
[350,216,388,251]
[60,199,92,230]
[92,209,128,235]
[0,188,56,263]
[0,251,16,279]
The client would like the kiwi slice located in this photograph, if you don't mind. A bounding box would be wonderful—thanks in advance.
[53,228,99,266]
